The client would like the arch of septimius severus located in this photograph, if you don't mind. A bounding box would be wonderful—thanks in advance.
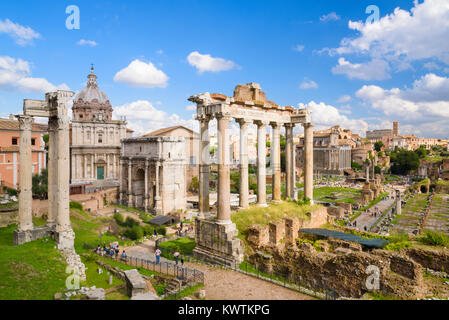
[188,83,314,266]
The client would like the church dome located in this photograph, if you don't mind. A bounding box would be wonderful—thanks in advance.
[72,67,113,122]
[74,67,110,105]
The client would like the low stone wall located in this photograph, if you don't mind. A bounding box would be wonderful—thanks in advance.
[0,210,18,228]
[248,243,425,299]
[404,247,449,272]
[247,207,332,249]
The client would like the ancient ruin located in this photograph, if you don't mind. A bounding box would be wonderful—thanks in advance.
[14,90,85,278]
[188,83,314,265]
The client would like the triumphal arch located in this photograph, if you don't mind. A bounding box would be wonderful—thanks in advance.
[188,83,314,266]
[14,90,75,250]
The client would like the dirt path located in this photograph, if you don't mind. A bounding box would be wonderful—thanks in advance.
[185,262,315,300]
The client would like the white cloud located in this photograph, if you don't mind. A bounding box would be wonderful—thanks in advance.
[355,73,449,138]
[187,51,237,73]
[334,0,449,68]
[186,105,196,111]
[0,19,41,46]
[294,44,305,52]
[423,62,440,71]
[299,79,318,89]
[332,57,390,80]
[337,94,352,103]
[156,49,164,55]
[114,59,169,88]
[0,56,69,93]
[320,12,341,23]
[77,39,97,47]
[298,101,368,135]
[113,100,197,136]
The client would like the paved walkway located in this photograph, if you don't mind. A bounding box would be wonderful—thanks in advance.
[352,196,395,231]
[123,241,315,300]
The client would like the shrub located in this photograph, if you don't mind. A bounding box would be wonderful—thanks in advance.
[124,225,144,240]
[155,226,167,236]
[4,186,18,197]
[418,230,449,247]
[142,225,154,236]
[125,217,139,228]
[69,201,83,211]
[114,212,125,225]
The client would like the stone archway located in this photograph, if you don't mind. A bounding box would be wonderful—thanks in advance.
[133,168,145,209]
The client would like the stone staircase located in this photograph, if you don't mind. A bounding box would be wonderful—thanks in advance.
[165,278,182,295]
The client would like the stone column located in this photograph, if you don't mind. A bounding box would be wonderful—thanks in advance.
[238,119,250,208]
[17,115,33,232]
[144,160,149,212]
[271,122,281,202]
[292,139,298,201]
[128,161,133,206]
[371,159,375,179]
[47,118,58,229]
[155,161,162,214]
[119,159,124,204]
[256,121,268,207]
[396,189,402,216]
[198,118,210,218]
[91,155,95,179]
[285,123,294,200]
[365,163,370,182]
[83,155,87,180]
[217,114,231,224]
[303,123,314,204]
[55,116,72,234]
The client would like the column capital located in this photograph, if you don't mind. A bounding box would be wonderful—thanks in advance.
[236,118,252,127]
[303,122,314,129]
[284,123,295,129]
[16,115,33,131]
[269,121,281,129]
[254,120,269,128]
[215,113,232,121]
[197,115,211,123]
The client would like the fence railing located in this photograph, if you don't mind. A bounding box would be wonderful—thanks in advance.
[94,250,205,285]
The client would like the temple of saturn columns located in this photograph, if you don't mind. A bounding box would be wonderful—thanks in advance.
[14,91,76,250]
[188,83,314,265]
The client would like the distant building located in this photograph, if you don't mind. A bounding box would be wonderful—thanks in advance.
[296,126,352,176]
[0,116,47,189]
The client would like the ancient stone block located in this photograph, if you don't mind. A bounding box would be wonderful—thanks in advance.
[247,225,269,247]
[284,217,299,244]
[269,221,285,246]
[124,269,147,298]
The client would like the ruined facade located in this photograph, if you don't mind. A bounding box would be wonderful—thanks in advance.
[188,83,314,266]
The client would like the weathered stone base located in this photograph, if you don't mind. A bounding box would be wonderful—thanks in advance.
[193,219,244,267]
[14,226,52,246]
[55,229,75,250]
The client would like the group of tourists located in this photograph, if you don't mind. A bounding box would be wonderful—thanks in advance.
[95,243,127,261]
[154,247,184,267]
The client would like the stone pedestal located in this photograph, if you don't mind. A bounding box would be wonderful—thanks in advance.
[55,229,75,250]
[193,218,244,266]
[14,226,52,246]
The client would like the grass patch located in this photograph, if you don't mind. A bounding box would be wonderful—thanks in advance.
[158,237,196,260]
[418,230,449,247]
[163,283,205,300]
[0,225,67,300]
[231,201,321,239]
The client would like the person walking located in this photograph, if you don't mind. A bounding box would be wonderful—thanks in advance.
[174,250,180,265]
[155,248,161,265]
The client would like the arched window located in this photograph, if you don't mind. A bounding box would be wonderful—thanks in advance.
[98,134,103,144]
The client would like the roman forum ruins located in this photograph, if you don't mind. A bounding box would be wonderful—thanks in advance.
[188,83,314,265]
[14,91,75,250]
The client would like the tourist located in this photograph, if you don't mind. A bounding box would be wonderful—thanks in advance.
[121,250,127,261]
[180,221,183,232]
[155,248,161,264]
[115,245,120,257]
[174,250,180,265]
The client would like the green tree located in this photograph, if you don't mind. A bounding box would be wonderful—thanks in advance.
[414,145,430,159]
[390,150,420,175]
[374,141,384,152]
[189,176,199,193]
[351,161,362,171]
[32,168,48,199]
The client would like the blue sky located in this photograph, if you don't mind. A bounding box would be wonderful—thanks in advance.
[1,0,449,138]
